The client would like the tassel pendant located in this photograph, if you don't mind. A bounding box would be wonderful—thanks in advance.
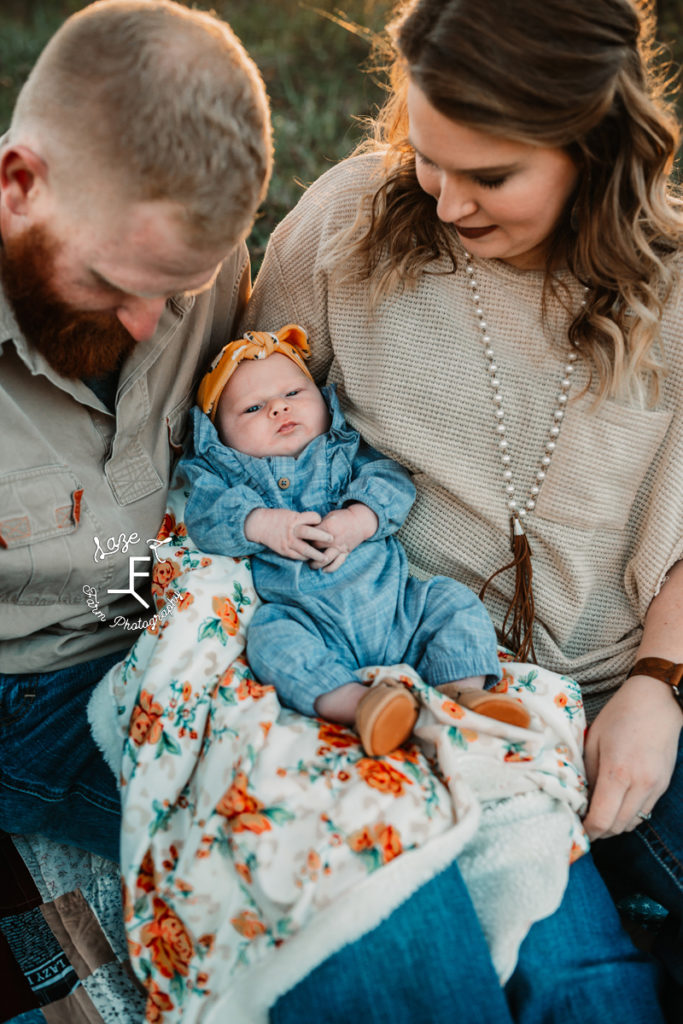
[479,515,537,663]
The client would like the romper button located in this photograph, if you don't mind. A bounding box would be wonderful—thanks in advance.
[278,477,290,490]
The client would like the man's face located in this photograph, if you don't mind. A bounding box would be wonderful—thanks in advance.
[0,223,136,378]
[0,188,227,379]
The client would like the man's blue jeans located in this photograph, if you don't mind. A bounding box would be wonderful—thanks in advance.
[0,649,126,863]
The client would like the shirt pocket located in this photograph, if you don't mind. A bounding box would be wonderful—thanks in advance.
[534,393,672,531]
[0,465,84,603]
[166,395,194,460]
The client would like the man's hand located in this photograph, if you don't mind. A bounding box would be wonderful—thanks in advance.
[309,503,379,572]
[583,673,681,839]
[244,508,333,561]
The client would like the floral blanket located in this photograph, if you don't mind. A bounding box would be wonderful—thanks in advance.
[90,480,590,1024]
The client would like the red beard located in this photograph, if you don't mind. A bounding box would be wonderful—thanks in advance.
[0,224,136,379]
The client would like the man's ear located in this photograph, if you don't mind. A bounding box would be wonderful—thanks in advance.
[0,145,49,216]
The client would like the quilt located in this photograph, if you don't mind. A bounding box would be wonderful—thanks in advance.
[89,478,590,1023]
[0,831,145,1024]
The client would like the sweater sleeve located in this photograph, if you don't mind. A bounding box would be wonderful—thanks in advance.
[340,443,416,540]
[624,279,683,621]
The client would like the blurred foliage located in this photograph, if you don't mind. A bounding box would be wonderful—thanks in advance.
[0,1,681,265]
[0,0,394,265]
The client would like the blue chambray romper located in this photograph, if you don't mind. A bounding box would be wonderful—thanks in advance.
[181,387,501,715]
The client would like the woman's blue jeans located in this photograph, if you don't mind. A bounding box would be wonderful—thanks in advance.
[592,731,683,986]
[271,854,665,1024]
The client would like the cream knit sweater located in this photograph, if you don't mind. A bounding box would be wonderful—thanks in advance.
[242,153,683,720]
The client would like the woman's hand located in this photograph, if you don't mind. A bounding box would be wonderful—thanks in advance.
[583,673,682,839]
[244,508,333,560]
[309,503,379,572]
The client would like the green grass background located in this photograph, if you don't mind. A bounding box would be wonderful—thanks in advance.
[1,0,681,267]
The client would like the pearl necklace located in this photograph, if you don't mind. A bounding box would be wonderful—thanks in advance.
[464,252,586,661]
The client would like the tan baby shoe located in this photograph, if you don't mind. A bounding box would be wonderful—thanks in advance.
[437,683,530,729]
[355,677,420,757]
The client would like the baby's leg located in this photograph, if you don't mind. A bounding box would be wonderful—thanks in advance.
[315,683,367,724]
[249,607,419,754]
[247,605,360,718]
[316,680,420,756]
[404,578,530,728]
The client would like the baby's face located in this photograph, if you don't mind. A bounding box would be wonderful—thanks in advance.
[216,353,331,458]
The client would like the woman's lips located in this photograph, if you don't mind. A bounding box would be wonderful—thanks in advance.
[456,225,496,239]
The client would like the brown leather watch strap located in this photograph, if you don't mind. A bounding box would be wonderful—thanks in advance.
[628,658,683,711]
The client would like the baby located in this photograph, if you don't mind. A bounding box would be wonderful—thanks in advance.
[180,325,529,756]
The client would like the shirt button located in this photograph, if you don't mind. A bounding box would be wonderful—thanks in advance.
[277,477,290,490]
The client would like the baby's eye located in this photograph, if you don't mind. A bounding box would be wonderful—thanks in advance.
[244,404,262,414]
[285,389,301,397]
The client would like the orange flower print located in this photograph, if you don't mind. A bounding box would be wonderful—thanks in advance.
[317,720,357,749]
[460,728,479,743]
[151,558,181,597]
[306,849,322,874]
[140,896,194,979]
[137,848,156,893]
[554,692,569,708]
[130,690,164,746]
[504,748,533,763]
[145,980,174,1023]
[212,596,240,636]
[232,813,272,834]
[569,841,586,864]
[377,824,402,863]
[176,591,194,612]
[216,772,272,835]
[490,669,514,694]
[235,862,253,884]
[198,933,216,953]
[356,759,412,796]
[347,826,375,852]
[387,746,420,765]
[442,700,466,720]
[216,772,262,817]
[236,676,272,701]
[231,909,267,940]
[156,513,176,543]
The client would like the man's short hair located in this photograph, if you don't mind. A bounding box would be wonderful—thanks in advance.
[11,0,272,249]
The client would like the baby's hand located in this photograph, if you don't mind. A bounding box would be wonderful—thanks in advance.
[245,508,333,561]
[310,503,379,572]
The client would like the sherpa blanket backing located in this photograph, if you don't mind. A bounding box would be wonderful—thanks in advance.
[89,478,589,1024]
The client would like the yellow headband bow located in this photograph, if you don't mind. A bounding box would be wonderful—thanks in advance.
[197,324,313,421]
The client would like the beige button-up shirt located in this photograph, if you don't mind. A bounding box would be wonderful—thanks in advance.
[0,244,249,673]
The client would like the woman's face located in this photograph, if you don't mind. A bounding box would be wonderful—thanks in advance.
[407,81,579,270]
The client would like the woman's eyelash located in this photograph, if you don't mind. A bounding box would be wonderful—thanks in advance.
[415,151,437,169]
[473,176,508,189]
[416,152,509,190]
